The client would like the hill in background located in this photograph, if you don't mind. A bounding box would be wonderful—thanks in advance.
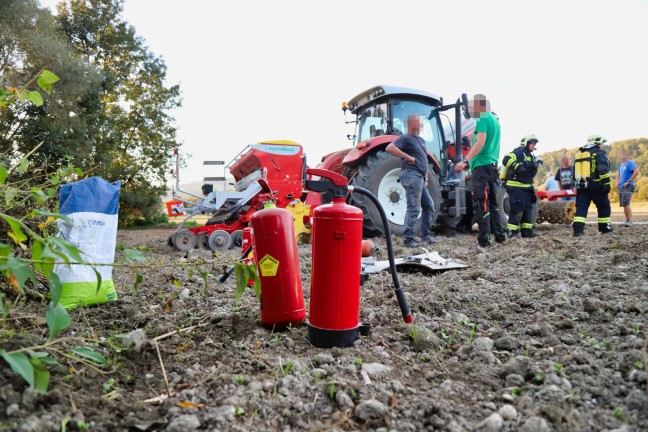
[535,137,647,202]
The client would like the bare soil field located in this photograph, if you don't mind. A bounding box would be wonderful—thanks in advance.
[1,223,647,432]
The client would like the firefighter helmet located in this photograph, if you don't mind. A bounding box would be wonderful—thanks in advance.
[520,134,539,147]
[586,134,607,146]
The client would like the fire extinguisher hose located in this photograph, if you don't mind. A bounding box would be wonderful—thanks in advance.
[350,186,414,323]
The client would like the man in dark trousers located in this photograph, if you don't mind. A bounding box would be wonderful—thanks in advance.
[454,95,507,247]
[502,135,541,238]
[457,136,475,233]
[573,134,613,236]
[386,115,435,247]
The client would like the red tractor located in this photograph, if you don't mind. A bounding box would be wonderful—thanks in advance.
[308,85,474,237]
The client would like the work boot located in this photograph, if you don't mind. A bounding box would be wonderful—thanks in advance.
[599,223,614,234]
[508,230,520,239]
[421,236,437,245]
[495,235,507,243]
[573,231,584,237]
[521,229,539,238]
[404,238,422,248]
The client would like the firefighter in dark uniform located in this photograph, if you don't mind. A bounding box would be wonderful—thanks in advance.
[502,134,541,238]
[572,134,613,236]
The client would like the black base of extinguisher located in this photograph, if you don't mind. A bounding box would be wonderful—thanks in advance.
[307,323,358,348]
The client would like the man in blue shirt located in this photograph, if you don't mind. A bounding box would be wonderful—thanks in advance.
[386,115,435,247]
[544,172,560,191]
[617,150,641,226]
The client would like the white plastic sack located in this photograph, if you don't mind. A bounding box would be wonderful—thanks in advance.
[53,177,120,309]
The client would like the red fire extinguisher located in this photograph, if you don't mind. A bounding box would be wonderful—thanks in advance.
[249,203,306,329]
[305,169,364,347]
[304,168,414,348]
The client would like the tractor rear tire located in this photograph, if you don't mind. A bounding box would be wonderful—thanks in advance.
[349,150,441,238]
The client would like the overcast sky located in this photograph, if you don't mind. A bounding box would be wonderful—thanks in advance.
[41,0,648,183]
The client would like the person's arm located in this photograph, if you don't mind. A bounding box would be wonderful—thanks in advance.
[502,148,525,173]
[454,132,485,172]
[386,143,415,165]
[466,132,486,161]
[555,169,562,189]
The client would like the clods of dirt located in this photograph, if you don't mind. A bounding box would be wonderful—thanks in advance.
[1,225,647,431]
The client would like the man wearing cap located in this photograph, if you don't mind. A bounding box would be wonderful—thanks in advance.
[454,95,507,247]
[502,135,541,238]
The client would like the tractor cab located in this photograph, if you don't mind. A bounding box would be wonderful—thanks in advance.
[345,86,447,175]
[316,85,472,237]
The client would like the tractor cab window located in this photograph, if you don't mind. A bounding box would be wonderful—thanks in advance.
[390,99,443,163]
[357,103,388,142]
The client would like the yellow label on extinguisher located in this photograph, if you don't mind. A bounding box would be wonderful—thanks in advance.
[258,254,280,277]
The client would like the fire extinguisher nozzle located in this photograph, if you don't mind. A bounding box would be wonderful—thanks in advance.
[403,314,414,324]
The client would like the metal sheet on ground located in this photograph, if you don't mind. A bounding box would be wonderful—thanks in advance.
[361,251,467,274]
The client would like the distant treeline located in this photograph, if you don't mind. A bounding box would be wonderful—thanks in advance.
[534,138,647,202]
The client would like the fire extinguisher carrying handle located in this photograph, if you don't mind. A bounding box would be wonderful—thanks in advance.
[217,244,254,284]
[350,186,414,324]
[304,168,349,198]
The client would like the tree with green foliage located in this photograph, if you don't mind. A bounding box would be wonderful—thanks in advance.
[1,0,182,225]
[0,0,100,166]
[55,0,182,224]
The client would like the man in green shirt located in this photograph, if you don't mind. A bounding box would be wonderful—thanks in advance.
[454,94,507,247]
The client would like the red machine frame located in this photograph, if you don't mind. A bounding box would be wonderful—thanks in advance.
[170,141,306,250]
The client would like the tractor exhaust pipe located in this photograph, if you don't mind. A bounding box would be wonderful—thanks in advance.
[454,94,469,164]
[454,98,463,164]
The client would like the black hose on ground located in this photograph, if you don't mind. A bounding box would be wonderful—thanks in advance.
[350,186,414,323]
[217,245,254,284]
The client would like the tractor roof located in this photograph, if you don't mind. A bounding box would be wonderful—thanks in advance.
[347,85,443,113]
